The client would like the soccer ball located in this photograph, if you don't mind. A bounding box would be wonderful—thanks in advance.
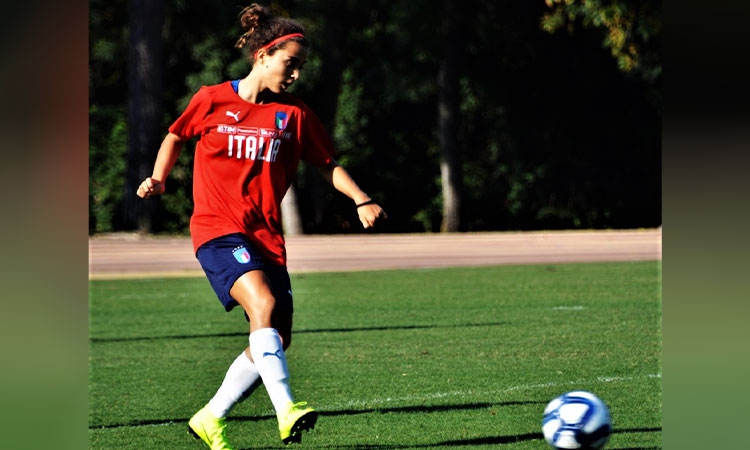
[541,390,612,450]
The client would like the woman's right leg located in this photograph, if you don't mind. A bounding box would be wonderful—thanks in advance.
[230,270,317,444]
[230,270,295,413]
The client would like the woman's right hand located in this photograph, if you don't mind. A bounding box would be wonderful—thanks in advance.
[136,177,165,198]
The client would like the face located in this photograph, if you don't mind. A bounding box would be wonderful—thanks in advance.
[256,41,308,93]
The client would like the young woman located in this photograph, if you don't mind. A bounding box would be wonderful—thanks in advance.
[136,3,387,449]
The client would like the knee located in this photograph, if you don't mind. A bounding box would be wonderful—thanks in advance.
[256,294,277,313]
[231,271,278,324]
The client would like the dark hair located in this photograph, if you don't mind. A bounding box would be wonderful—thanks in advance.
[235,3,308,61]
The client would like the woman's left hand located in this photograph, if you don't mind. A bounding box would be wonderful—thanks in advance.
[358,203,387,229]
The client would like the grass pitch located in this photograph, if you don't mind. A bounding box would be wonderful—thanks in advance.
[89,261,661,449]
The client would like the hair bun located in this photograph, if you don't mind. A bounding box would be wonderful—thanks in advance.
[236,3,271,49]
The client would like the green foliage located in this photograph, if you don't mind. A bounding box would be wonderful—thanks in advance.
[332,68,367,166]
[89,261,661,449]
[541,0,662,83]
[89,0,128,233]
[89,0,128,98]
[89,105,127,233]
[461,2,660,230]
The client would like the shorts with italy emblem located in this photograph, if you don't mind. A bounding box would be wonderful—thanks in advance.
[196,233,294,314]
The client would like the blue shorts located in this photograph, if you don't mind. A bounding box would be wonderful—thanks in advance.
[195,233,293,314]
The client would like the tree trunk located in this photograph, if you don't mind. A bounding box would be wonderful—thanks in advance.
[438,0,462,232]
[124,0,164,232]
[281,185,304,235]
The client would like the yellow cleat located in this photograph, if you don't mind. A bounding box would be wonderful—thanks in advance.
[188,405,235,450]
[277,401,318,445]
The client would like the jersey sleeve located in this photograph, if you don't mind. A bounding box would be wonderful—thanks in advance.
[298,104,338,167]
[168,86,214,140]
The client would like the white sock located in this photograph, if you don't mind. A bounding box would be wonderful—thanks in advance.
[207,351,261,418]
[249,328,294,413]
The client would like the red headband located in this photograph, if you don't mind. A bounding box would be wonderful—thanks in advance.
[254,33,305,59]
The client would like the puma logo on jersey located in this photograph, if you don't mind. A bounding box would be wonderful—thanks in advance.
[226,110,241,122]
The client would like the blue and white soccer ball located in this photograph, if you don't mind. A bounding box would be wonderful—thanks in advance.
[541,390,612,450]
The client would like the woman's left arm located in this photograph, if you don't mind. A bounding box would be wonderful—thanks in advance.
[318,163,387,229]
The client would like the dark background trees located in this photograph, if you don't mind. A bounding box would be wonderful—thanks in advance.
[89,0,661,235]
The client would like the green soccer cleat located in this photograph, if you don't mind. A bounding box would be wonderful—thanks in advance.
[277,401,318,445]
[188,405,235,450]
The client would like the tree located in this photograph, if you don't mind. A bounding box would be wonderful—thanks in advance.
[123,0,164,232]
[437,0,463,232]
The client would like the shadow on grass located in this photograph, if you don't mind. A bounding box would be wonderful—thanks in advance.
[318,400,545,418]
[239,431,544,449]
[89,399,541,429]
[89,322,508,343]
[90,401,660,450]
[238,426,661,449]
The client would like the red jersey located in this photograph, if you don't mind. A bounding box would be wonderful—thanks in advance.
[168,81,336,266]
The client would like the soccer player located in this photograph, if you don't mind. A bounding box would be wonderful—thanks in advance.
[136,3,387,449]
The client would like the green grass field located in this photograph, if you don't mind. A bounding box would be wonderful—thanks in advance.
[89,261,661,449]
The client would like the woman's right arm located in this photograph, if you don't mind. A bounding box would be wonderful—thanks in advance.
[136,132,185,198]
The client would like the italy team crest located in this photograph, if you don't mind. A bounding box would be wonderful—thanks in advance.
[232,246,251,263]
[275,111,289,130]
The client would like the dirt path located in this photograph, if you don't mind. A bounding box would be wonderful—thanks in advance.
[88,228,661,279]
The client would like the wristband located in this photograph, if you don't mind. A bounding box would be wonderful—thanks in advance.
[356,199,377,208]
